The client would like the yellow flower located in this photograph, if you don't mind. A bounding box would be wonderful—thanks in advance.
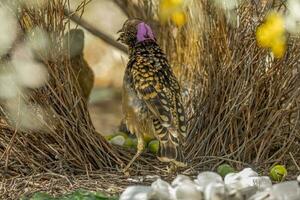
[171,11,186,26]
[159,0,186,26]
[256,11,286,58]
[271,37,286,58]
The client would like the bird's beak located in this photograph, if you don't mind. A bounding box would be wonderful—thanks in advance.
[116,29,123,42]
[116,36,121,42]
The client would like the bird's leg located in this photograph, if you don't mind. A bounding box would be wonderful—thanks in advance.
[122,134,145,173]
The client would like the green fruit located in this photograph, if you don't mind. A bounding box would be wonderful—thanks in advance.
[148,140,159,154]
[217,164,235,177]
[144,135,155,144]
[109,135,126,146]
[115,132,129,138]
[269,165,287,181]
[124,138,134,148]
[105,132,128,141]
[104,135,114,141]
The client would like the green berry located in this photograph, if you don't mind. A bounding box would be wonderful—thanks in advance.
[148,140,159,154]
[124,138,135,148]
[269,165,287,181]
[105,132,128,141]
[144,135,155,144]
[217,164,235,177]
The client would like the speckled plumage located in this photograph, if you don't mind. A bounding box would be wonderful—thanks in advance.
[118,19,187,169]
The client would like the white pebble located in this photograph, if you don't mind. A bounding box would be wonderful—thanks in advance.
[175,181,203,200]
[269,181,300,200]
[148,178,176,200]
[172,175,194,187]
[225,168,259,190]
[205,182,226,200]
[195,171,223,191]
[120,186,151,200]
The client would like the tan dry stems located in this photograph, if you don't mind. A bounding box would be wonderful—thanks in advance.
[185,1,300,169]
[0,0,123,176]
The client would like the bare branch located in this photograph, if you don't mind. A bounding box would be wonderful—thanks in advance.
[64,9,128,54]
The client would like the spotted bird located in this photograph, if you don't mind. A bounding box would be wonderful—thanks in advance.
[117,19,187,170]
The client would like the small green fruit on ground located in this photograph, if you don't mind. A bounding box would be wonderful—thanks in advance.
[217,164,235,177]
[148,140,159,154]
[109,135,126,146]
[105,132,128,141]
[269,165,287,181]
[144,135,155,144]
[124,137,137,148]
[104,135,114,141]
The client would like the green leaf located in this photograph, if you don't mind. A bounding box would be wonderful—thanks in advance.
[23,189,118,200]
[25,192,55,200]
[61,190,118,200]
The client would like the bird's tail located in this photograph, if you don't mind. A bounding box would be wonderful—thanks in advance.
[157,141,186,167]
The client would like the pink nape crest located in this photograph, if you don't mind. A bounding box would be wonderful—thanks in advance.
[136,22,155,42]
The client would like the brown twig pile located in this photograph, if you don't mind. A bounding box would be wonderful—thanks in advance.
[0,0,122,177]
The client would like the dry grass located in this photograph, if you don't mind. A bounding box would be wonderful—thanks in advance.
[0,0,300,199]
[184,1,300,169]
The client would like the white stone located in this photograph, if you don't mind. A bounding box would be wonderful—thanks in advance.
[172,175,194,187]
[148,178,176,200]
[195,171,223,191]
[120,186,151,200]
[174,181,203,200]
[269,181,300,200]
[225,168,259,190]
[205,182,226,200]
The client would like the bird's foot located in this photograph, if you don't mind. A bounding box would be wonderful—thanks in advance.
[121,162,134,176]
[121,168,131,176]
[166,162,178,174]
[121,149,143,176]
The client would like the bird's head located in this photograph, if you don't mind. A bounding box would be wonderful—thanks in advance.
[117,19,156,47]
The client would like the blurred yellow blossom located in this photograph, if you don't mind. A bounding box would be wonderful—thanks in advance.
[256,11,286,58]
[159,0,186,26]
[171,11,186,26]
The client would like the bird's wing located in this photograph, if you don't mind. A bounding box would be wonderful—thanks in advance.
[131,56,187,142]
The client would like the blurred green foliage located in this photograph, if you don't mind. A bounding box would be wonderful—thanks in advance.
[22,190,118,200]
